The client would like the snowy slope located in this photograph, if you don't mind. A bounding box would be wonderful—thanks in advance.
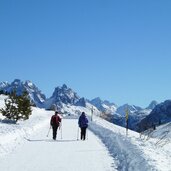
[0,108,53,158]
[89,116,171,171]
[0,95,171,171]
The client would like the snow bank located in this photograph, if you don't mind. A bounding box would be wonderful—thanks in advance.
[88,117,156,171]
[0,106,53,158]
[89,118,171,171]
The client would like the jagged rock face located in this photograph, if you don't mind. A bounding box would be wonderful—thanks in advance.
[23,80,46,105]
[0,81,9,89]
[75,98,87,107]
[138,100,171,131]
[146,100,158,110]
[1,79,165,133]
[99,101,158,132]
[44,84,80,109]
[50,84,80,105]
[116,104,142,116]
[0,79,46,107]
[109,104,152,132]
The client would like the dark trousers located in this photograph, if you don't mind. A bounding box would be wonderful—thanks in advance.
[52,125,58,140]
[80,127,87,140]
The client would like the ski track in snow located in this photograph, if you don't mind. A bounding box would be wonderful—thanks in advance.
[0,118,116,171]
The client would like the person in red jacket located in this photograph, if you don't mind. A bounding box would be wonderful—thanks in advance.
[50,111,62,140]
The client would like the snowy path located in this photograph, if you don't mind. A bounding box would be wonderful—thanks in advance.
[0,119,116,171]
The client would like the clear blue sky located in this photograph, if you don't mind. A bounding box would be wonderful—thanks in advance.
[0,0,171,107]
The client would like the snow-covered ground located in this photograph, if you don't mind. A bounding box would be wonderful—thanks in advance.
[89,117,171,171]
[0,118,115,171]
[0,95,171,171]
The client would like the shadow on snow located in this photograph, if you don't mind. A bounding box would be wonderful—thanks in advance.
[25,138,79,143]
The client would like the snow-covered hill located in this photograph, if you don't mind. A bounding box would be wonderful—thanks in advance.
[0,95,171,170]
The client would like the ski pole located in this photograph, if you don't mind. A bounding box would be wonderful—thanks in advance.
[60,122,62,139]
[47,126,51,137]
[86,128,88,140]
[77,126,79,140]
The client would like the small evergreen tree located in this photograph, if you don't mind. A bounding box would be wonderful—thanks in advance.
[0,90,32,122]
[0,91,18,121]
[17,91,32,120]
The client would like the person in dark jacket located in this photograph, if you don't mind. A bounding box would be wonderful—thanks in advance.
[78,112,88,140]
[50,111,62,140]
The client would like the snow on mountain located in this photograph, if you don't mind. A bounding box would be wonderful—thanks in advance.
[0,79,46,107]
[0,79,160,133]
[75,97,87,107]
[89,101,154,132]
[139,100,171,131]
[0,81,9,89]
[128,109,152,131]
[109,103,153,131]
[116,103,142,116]
[44,84,80,110]
[90,97,117,113]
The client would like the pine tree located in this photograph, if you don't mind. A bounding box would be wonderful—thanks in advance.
[0,90,32,122]
[0,91,19,121]
[17,91,32,120]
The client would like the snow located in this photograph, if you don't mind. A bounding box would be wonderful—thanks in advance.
[89,116,171,171]
[0,95,171,171]
[0,110,115,170]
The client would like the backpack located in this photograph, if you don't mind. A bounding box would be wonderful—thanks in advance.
[78,115,88,128]
[51,115,61,126]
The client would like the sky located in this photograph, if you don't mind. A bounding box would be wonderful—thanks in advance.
[0,0,171,108]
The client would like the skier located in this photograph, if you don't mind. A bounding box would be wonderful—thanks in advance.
[78,112,88,140]
[50,111,62,140]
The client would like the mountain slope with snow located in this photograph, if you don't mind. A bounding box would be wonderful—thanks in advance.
[0,79,46,107]
[90,97,117,114]
[139,100,171,131]
[44,84,80,110]
[111,101,158,131]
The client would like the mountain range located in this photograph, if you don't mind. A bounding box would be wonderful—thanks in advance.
[138,100,171,131]
[0,79,46,107]
[1,79,170,132]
